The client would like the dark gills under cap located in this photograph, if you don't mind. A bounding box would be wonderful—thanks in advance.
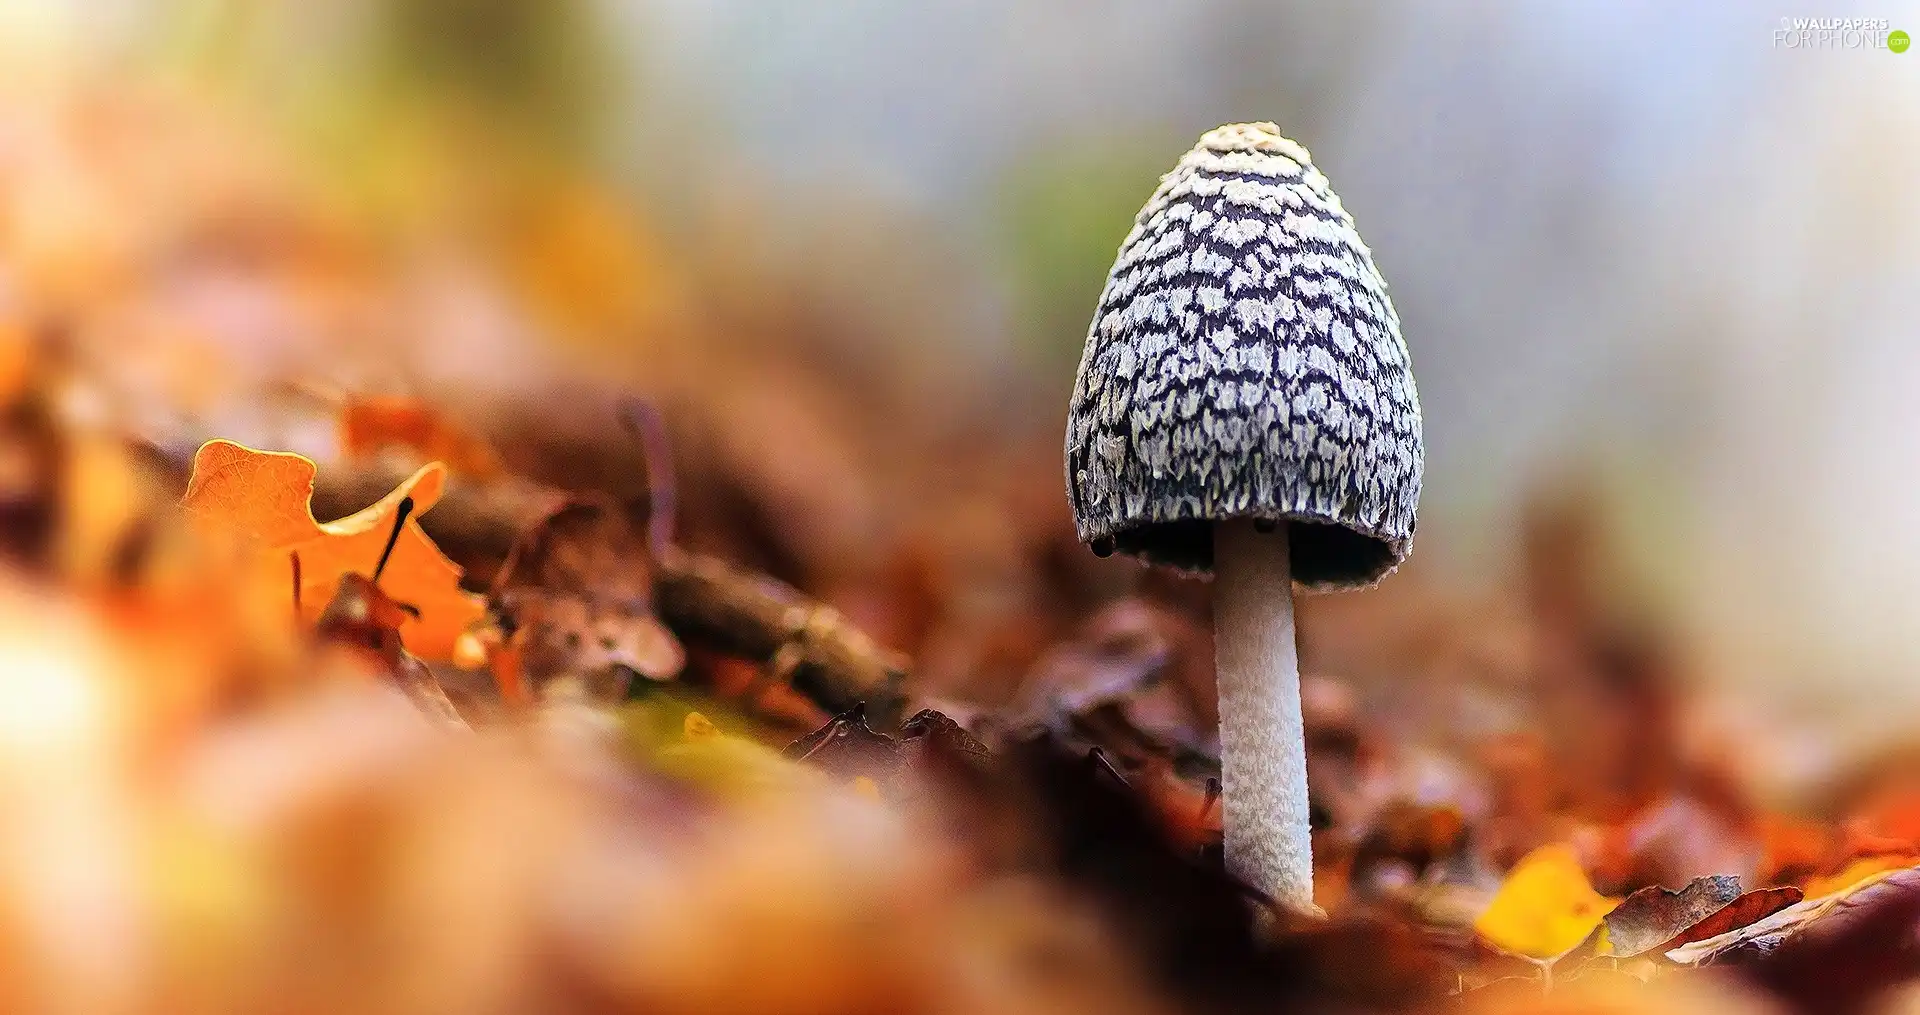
[1065,122,1422,587]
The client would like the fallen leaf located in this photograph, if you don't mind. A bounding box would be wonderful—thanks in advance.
[1602,875,1741,958]
[0,382,63,569]
[784,704,902,783]
[1011,599,1216,757]
[486,628,531,708]
[1352,802,1471,897]
[489,495,684,698]
[1663,895,1821,966]
[181,439,482,659]
[899,708,991,761]
[1840,821,1917,862]
[1742,865,1920,1013]
[58,430,157,585]
[1656,887,1802,952]
[1665,865,1920,966]
[0,318,31,404]
[1474,844,1621,959]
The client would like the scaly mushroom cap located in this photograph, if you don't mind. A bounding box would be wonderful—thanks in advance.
[1065,122,1422,587]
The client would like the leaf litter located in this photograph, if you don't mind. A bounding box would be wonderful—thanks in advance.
[136,390,1920,1013]
[2,89,1920,1015]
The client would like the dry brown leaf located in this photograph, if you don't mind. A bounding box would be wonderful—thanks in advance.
[487,496,683,703]
[1602,875,1742,958]
[1739,865,1920,1012]
[1656,887,1802,953]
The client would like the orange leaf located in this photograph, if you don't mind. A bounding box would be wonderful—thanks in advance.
[1474,844,1621,959]
[181,439,482,660]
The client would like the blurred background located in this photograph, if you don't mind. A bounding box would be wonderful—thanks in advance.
[5,4,1920,1011]
[1,0,1918,784]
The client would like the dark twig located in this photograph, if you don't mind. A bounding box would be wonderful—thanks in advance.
[373,496,414,583]
[1088,746,1130,788]
[655,546,908,725]
[619,398,677,557]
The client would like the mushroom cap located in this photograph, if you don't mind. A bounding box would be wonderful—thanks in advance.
[1065,123,1422,588]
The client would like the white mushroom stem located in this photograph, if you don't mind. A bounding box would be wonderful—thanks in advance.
[1212,517,1314,911]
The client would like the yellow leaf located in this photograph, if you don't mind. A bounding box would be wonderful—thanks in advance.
[180,439,482,660]
[1474,844,1621,958]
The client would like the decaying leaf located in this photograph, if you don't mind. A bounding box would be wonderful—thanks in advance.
[1602,874,1742,958]
[1474,844,1621,959]
[1664,895,1821,966]
[1741,865,1920,1013]
[899,707,991,761]
[1011,598,1216,762]
[1666,864,1920,966]
[784,704,902,783]
[1656,887,1802,952]
[487,495,685,701]
[181,439,483,659]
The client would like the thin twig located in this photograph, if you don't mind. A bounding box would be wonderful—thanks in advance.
[619,398,677,557]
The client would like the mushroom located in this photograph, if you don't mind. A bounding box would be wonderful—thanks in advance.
[1064,122,1422,912]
